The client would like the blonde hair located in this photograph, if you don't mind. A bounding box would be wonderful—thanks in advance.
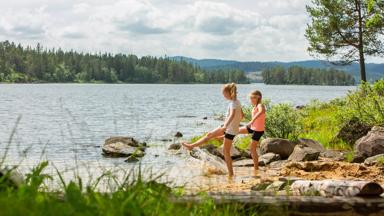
[250,90,262,105]
[222,83,237,100]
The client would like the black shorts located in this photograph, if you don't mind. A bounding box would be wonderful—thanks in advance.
[224,133,236,140]
[246,126,264,141]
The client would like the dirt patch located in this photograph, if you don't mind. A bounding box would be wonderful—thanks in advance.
[282,161,384,185]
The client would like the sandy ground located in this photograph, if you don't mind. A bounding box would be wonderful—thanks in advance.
[184,158,384,194]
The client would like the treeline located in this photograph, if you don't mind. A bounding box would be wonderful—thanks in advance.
[0,41,249,84]
[262,66,355,85]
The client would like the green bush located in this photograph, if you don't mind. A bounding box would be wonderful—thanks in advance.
[265,103,302,140]
[346,80,384,125]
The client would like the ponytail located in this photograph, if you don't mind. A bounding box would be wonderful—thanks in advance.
[223,83,237,100]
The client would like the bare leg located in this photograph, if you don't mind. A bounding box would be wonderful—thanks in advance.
[250,140,259,171]
[223,138,234,177]
[182,127,224,150]
[239,126,249,135]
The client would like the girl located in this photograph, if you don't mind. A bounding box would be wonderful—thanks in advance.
[183,83,243,177]
[238,90,265,171]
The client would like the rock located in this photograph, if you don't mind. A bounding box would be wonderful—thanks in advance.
[298,138,325,152]
[102,136,145,157]
[296,105,305,110]
[168,143,182,150]
[0,168,24,188]
[174,132,183,138]
[125,155,140,163]
[288,145,320,162]
[320,150,345,161]
[203,117,208,120]
[251,182,271,191]
[259,153,281,166]
[351,154,366,163]
[260,138,297,159]
[200,144,222,158]
[269,160,288,169]
[355,126,384,159]
[336,117,371,145]
[266,181,287,191]
[364,154,384,166]
[217,144,242,159]
[233,159,254,167]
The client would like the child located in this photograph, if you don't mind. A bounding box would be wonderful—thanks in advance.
[238,90,265,171]
[183,83,243,176]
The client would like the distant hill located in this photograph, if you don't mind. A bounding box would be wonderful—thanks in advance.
[171,56,384,82]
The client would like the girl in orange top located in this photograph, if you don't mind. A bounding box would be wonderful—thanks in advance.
[239,90,265,171]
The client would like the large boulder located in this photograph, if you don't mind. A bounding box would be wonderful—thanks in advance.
[200,144,222,158]
[260,138,296,159]
[288,144,320,162]
[355,126,384,158]
[102,136,145,157]
[297,138,325,152]
[336,117,371,145]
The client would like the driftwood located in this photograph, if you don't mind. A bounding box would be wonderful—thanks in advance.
[290,180,383,197]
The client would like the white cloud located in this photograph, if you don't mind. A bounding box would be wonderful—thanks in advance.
[1,0,378,62]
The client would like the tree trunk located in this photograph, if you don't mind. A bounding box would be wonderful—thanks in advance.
[357,0,367,82]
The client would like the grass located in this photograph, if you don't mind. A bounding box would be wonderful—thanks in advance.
[0,161,288,216]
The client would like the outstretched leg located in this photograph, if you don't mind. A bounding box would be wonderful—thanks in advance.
[250,140,259,171]
[182,127,224,150]
[223,138,234,176]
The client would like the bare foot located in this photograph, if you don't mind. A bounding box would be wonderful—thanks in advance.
[182,142,194,151]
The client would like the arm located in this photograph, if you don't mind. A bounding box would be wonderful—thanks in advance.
[240,107,244,120]
[249,104,265,125]
[223,108,235,130]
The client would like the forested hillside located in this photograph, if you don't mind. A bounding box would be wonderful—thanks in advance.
[173,57,384,82]
[262,66,355,85]
[0,41,249,84]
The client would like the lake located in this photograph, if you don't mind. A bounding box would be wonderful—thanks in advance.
[0,84,355,188]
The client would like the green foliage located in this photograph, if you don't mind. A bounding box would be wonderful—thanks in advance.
[345,80,384,125]
[305,0,384,82]
[0,41,249,84]
[265,103,302,140]
[299,99,351,150]
[344,151,355,163]
[0,162,287,215]
[262,66,355,85]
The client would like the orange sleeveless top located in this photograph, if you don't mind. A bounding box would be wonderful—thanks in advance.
[251,105,265,131]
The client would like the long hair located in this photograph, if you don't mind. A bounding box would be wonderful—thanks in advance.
[250,90,262,105]
[222,83,237,100]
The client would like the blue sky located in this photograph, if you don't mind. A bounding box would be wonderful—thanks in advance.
[0,0,382,63]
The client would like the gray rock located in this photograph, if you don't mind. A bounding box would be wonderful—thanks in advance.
[288,145,320,162]
[0,168,24,188]
[336,117,371,146]
[251,182,272,191]
[352,154,366,163]
[298,138,325,152]
[168,143,182,150]
[266,181,287,191]
[269,160,288,168]
[320,150,345,161]
[233,159,254,167]
[217,144,242,159]
[355,126,384,158]
[364,154,384,166]
[260,138,297,159]
[200,144,222,158]
[174,132,183,138]
[259,153,281,166]
[102,136,145,157]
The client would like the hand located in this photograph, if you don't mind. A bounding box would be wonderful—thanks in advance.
[221,126,227,132]
[247,122,252,128]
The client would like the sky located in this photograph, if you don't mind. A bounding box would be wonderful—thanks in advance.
[0,0,382,63]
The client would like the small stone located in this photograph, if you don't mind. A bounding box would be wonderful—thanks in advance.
[174,132,183,138]
[251,182,271,191]
[168,143,182,150]
[364,154,384,166]
[266,181,287,191]
[233,159,254,167]
[125,155,140,163]
[298,138,325,152]
[259,153,281,166]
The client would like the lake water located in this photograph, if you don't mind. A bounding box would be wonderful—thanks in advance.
[0,84,355,189]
